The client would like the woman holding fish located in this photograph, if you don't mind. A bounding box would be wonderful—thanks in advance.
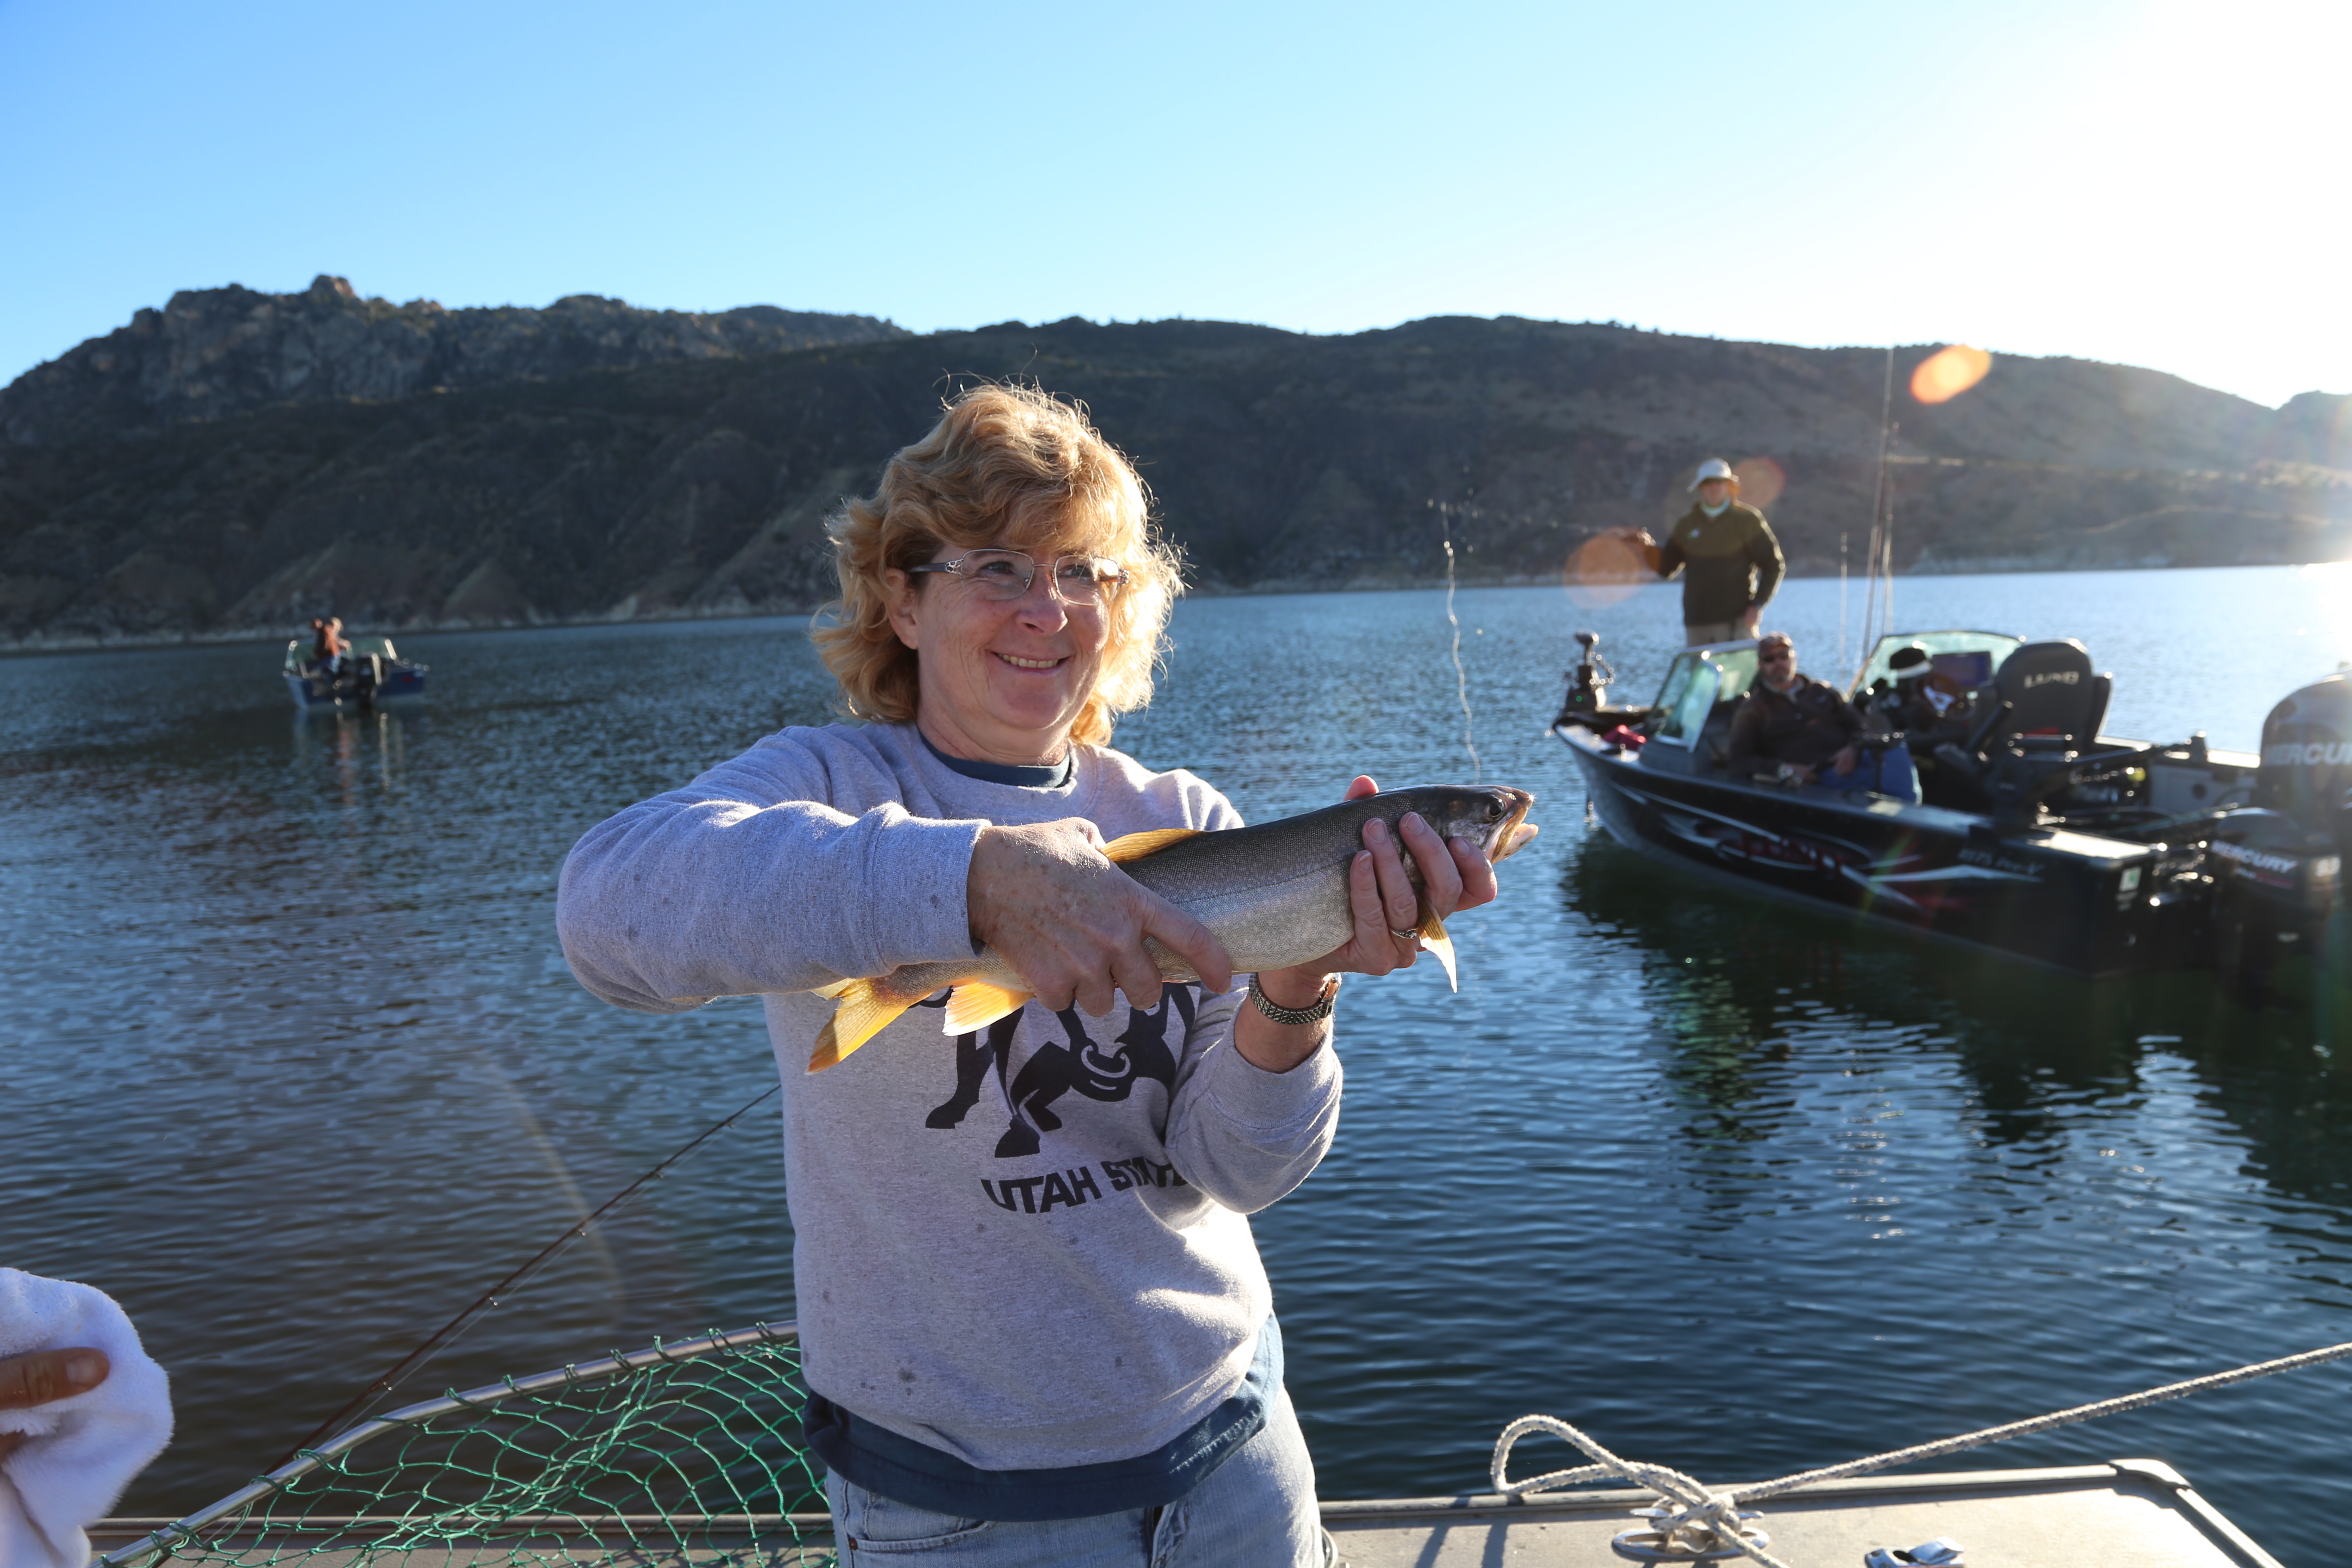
[557,386,1532,1567]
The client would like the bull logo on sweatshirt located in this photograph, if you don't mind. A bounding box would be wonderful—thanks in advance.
[923,987,1194,1158]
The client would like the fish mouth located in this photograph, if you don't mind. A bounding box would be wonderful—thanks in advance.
[1488,787,1537,862]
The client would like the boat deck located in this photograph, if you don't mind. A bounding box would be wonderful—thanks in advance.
[91,1460,2281,1567]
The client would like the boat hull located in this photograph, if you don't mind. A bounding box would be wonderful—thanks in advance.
[283,668,425,714]
[1559,724,2184,977]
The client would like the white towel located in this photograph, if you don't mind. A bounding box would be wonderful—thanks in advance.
[0,1271,173,1568]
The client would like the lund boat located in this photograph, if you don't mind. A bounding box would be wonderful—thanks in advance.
[282,635,428,715]
[1551,631,2346,1000]
[93,1322,2314,1568]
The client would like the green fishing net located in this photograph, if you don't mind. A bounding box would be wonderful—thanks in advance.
[106,1324,832,1568]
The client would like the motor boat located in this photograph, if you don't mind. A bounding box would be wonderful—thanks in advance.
[1552,630,2346,1003]
[282,634,428,714]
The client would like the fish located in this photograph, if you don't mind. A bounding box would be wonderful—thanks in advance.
[808,784,1537,1070]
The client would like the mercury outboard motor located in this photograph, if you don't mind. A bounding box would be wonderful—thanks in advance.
[2211,673,2349,1004]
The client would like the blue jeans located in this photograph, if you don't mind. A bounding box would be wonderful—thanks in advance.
[823,1385,1321,1566]
[1810,743,1918,803]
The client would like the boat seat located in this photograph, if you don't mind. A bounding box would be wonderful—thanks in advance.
[1937,639,2125,821]
[1959,639,2110,754]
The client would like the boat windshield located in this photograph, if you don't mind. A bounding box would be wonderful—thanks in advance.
[1651,646,1759,746]
[350,636,399,659]
[1852,630,2021,696]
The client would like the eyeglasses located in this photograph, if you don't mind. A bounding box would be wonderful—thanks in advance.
[906,548,1131,605]
[1758,647,1794,664]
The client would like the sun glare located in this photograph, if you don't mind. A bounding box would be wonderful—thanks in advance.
[1563,533,1648,608]
[1911,346,1993,405]
[1733,455,1786,510]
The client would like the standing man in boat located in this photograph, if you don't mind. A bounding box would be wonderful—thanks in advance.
[1615,459,1785,647]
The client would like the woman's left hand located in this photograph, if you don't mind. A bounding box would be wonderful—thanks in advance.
[1265,775,1501,989]
[1235,776,1503,1072]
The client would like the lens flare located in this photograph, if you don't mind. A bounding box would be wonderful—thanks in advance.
[1911,345,1993,404]
[1564,533,1649,608]
[1734,456,1786,510]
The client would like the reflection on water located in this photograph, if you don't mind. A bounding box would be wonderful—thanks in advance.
[2,568,2349,1561]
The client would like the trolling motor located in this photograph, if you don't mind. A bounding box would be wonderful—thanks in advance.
[1554,631,1618,728]
[2210,673,2349,1005]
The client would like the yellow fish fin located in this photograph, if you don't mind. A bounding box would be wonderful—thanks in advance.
[1416,906,1458,992]
[809,977,860,1000]
[1102,827,1205,864]
[943,982,1031,1035]
[808,980,916,1072]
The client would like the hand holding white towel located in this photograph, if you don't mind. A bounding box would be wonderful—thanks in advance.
[0,1271,173,1568]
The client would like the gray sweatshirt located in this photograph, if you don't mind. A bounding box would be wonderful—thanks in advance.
[555,721,1342,1470]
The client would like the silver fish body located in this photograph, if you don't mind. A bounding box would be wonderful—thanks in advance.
[1123,783,1535,979]
[807,784,1535,1067]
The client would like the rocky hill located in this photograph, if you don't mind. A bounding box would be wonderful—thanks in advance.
[0,287,2345,645]
[0,275,907,447]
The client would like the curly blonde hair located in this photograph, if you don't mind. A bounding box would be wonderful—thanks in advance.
[812,384,1182,747]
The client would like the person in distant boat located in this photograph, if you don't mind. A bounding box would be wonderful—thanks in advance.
[1729,633,1917,802]
[1871,644,1976,741]
[1615,459,1785,647]
[1862,646,1977,793]
[557,385,1504,1567]
[309,616,348,676]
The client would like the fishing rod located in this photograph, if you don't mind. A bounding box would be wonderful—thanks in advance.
[1856,346,1897,685]
[278,1080,784,1464]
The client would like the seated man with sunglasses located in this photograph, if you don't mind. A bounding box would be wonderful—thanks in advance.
[1727,633,1918,802]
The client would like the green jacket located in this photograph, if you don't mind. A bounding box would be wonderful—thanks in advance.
[1657,502,1784,625]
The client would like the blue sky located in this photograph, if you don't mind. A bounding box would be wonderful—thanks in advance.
[2,0,2343,407]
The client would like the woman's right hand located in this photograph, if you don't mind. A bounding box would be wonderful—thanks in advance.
[968,820,1234,1017]
[0,1347,109,1464]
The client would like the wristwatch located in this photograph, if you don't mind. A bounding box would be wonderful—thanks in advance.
[1247,971,1340,1026]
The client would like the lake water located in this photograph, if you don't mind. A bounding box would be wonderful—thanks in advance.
[5,564,2350,1556]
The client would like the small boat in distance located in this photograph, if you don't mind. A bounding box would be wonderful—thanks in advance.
[282,634,428,714]
[1553,630,2346,1008]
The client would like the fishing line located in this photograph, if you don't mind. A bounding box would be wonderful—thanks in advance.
[1860,347,1896,668]
[1837,531,1850,684]
[279,1080,783,1464]
[1441,520,1482,784]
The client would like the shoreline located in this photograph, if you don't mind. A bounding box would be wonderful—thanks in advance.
[3,556,2343,657]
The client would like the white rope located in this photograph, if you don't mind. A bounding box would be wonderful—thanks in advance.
[1490,1412,1794,1567]
[1492,1337,2352,1565]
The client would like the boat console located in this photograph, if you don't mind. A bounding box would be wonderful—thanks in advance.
[1632,642,1758,776]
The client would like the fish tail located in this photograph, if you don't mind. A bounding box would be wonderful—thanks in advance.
[809,979,918,1072]
[1416,905,1458,992]
[943,982,1032,1034]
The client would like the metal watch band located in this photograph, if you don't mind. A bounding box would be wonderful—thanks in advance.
[1246,971,1339,1026]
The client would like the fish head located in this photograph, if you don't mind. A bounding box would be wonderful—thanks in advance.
[1409,784,1537,864]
